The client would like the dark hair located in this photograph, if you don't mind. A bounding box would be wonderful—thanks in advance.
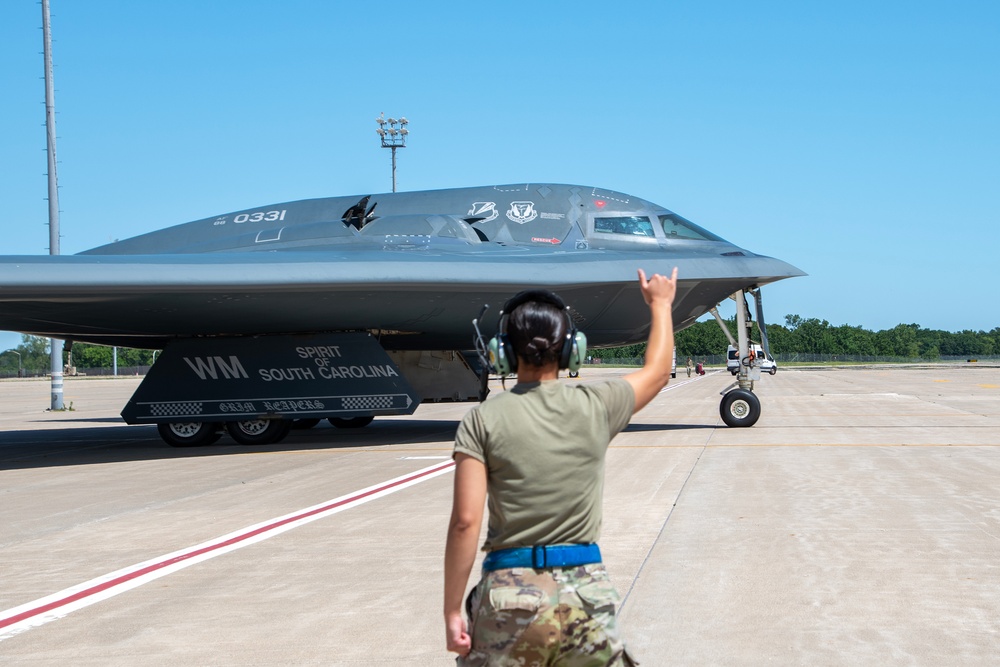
[507,300,567,367]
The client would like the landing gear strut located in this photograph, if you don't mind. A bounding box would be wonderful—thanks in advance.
[711,287,771,428]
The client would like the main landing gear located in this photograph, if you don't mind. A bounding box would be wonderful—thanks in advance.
[157,422,223,447]
[226,418,293,446]
[329,416,374,428]
[709,287,772,428]
[156,416,376,447]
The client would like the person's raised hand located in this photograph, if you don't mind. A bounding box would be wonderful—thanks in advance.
[637,267,678,307]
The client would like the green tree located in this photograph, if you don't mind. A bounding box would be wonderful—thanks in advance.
[1,337,157,373]
[787,318,833,354]
[70,344,114,368]
[589,342,646,361]
[70,343,155,368]
[875,324,920,358]
[916,328,944,358]
[15,335,52,374]
[830,324,876,356]
[0,349,23,374]
[950,330,987,357]
[983,330,998,355]
[675,318,733,357]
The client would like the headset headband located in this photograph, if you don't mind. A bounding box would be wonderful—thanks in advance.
[499,289,568,319]
[488,288,587,376]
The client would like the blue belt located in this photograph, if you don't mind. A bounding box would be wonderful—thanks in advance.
[482,544,601,572]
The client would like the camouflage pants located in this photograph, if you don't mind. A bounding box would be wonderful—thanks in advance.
[458,563,638,667]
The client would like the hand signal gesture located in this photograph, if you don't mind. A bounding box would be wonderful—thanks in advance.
[637,267,678,307]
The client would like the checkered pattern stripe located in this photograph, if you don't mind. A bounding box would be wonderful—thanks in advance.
[341,395,394,410]
[149,402,204,417]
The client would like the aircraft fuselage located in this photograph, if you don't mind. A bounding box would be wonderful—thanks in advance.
[0,183,804,349]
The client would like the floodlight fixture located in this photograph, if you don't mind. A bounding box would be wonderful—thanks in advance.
[375,112,409,192]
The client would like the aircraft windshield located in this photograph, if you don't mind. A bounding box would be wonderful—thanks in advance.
[658,213,726,242]
[594,216,655,237]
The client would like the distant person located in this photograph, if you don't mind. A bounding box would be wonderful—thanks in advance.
[686,355,694,377]
[444,267,678,666]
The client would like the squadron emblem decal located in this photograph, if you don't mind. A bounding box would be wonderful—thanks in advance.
[506,201,538,224]
[467,201,498,223]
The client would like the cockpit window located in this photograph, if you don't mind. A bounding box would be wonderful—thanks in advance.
[658,213,726,242]
[594,216,655,237]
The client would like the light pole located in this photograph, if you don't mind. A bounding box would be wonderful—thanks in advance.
[2,350,22,378]
[42,0,64,409]
[376,113,408,192]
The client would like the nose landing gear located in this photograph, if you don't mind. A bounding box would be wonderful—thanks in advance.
[711,287,772,428]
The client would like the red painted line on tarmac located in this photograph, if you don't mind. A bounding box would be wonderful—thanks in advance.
[0,459,455,637]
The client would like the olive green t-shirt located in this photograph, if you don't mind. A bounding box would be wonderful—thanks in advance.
[453,378,634,552]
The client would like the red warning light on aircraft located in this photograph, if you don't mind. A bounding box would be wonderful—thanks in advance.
[594,200,607,208]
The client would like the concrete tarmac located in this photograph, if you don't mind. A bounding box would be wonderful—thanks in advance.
[1,365,998,665]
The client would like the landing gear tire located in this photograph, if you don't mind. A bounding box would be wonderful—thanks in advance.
[720,389,761,428]
[291,418,321,430]
[226,419,292,445]
[568,370,580,378]
[157,422,222,447]
[328,416,374,429]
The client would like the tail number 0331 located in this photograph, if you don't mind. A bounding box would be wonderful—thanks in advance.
[234,210,287,224]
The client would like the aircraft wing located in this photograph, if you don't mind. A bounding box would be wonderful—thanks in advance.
[0,247,803,350]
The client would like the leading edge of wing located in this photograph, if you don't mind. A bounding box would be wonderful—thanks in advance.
[0,250,805,296]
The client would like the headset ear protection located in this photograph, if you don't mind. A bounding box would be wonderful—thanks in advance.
[487,290,587,377]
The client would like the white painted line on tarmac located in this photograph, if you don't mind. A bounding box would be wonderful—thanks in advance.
[659,370,722,393]
[0,459,456,641]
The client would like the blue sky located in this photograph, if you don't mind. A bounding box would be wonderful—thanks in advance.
[2,1,998,353]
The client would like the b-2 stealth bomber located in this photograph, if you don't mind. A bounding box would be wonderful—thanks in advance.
[0,183,804,445]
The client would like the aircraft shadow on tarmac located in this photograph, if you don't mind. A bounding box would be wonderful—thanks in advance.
[624,423,717,432]
[0,419,721,471]
[24,417,127,424]
[0,419,462,471]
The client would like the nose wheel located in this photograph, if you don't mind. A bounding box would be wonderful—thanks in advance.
[720,388,761,428]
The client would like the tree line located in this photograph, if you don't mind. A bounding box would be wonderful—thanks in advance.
[2,316,998,376]
[1,336,155,376]
[591,315,1000,361]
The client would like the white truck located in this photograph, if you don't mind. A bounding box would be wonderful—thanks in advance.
[727,344,777,376]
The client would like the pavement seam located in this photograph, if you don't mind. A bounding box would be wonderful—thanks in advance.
[619,436,713,610]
